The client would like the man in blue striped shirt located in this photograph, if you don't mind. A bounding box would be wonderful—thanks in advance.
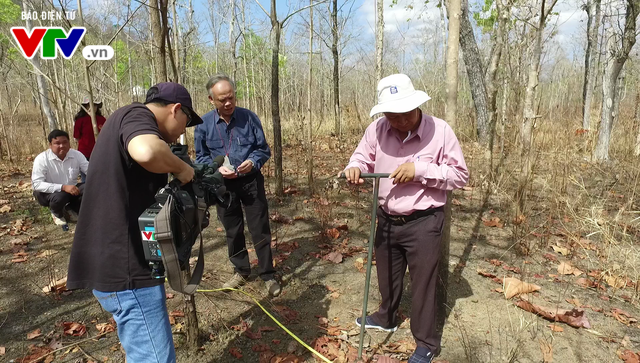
[195,74,280,297]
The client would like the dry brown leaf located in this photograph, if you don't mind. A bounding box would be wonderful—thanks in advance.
[557,261,583,276]
[27,328,42,340]
[483,217,504,228]
[63,321,87,336]
[515,300,591,328]
[354,258,365,272]
[270,353,302,363]
[96,322,116,334]
[42,277,67,293]
[503,277,541,299]
[548,324,564,332]
[169,310,185,317]
[617,350,640,363]
[604,275,626,289]
[540,339,553,362]
[552,245,570,256]
[326,228,340,239]
[0,204,11,213]
[323,251,343,264]
[565,298,581,306]
[36,249,59,258]
[229,347,243,358]
[377,357,402,363]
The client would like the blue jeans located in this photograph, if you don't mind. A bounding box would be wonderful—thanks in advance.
[93,285,176,363]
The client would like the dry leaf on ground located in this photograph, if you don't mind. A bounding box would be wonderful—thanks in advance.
[62,322,87,336]
[377,357,402,363]
[0,346,4,355]
[42,277,67,293]
[326,228,340,239]
[549,324,564,332]
[483,217,504,228]
[557,261,583,276]
[27,329,42,340]
[503,277,541,299]
[270,353,302,362]
[0,204,11,213]
[552,245,570,256]
[96,322,116,334]
[617,350,640,363]
[229,347,243,358]
[515,300,591,328]
[323,251,343,264]
[540,339,553,362]
[604,275,626,289]
[354,258,365,272]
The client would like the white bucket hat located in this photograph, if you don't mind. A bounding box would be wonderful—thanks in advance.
[369,74,431,117]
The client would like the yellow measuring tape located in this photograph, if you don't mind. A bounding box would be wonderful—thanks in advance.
[197,288,332,363]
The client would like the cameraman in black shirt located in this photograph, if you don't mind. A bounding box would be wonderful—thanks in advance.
[67,83,203,363]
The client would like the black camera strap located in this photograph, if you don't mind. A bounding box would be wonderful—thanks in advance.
[154,194,206,295]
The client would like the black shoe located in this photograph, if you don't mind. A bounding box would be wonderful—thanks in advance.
[408,347,434,363]
[355,315,398,332]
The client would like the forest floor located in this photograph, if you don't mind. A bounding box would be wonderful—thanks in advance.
[0,135,639,363]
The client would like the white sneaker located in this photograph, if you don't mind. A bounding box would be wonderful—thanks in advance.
[51,213,67,226]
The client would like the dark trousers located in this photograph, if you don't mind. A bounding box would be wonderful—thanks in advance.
[371,206,444,353]
[216,172,275,281]
[33,183,85,218]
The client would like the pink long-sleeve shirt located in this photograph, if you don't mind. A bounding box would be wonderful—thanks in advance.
[345,113,469,216]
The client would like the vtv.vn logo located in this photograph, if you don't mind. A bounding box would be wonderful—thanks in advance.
[10,27,113,60]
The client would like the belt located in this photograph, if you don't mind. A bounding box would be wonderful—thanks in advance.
[380,206,443,226]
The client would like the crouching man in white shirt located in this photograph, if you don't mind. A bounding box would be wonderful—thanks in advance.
[32,129,89,228]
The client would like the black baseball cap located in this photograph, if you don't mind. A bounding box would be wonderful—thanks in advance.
[145,82,203,127]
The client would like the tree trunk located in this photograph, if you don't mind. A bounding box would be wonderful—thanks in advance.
[150,0,167,82]
[485,0,509,154]
[77,0,98,138]
[181,269,199,350]
[270,1,284,196]
[438,0,461,342]
[307,0,314,195]
[241,0,251,108]
[594,0,638,161]
[582,0,601,130]
[331,0,341,136]
[375,0,384,82]
[171,0,181,83]
[229,0,237,80]
[23,1,57,132]
[458,0,490,146]
[634,90,640,155]
[517,0,556,215]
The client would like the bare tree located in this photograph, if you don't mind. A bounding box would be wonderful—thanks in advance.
[516,0,559,215]
[331,0,341,136]
[150,0,168,82]
[438,0,461,341]
[594,0,639,161]
[375,0,384,81]
[254,0,324,196]
[22,0,57,132]
[229,0,238,80]
[307,0,314,195]
[77,0,98,138]
[582,0,601,130]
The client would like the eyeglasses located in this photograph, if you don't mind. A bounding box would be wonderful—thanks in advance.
[181,107,192,126]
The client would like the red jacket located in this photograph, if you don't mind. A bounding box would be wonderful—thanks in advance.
[74,115,106,159]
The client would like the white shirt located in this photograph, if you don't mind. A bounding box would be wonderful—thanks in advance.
[31,149,89,193]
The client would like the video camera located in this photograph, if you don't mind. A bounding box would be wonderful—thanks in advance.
[138,144,232,279]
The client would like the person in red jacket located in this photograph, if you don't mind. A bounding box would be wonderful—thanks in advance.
[73,98,106,160]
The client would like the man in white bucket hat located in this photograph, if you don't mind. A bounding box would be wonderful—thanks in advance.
[341,74,468,363]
